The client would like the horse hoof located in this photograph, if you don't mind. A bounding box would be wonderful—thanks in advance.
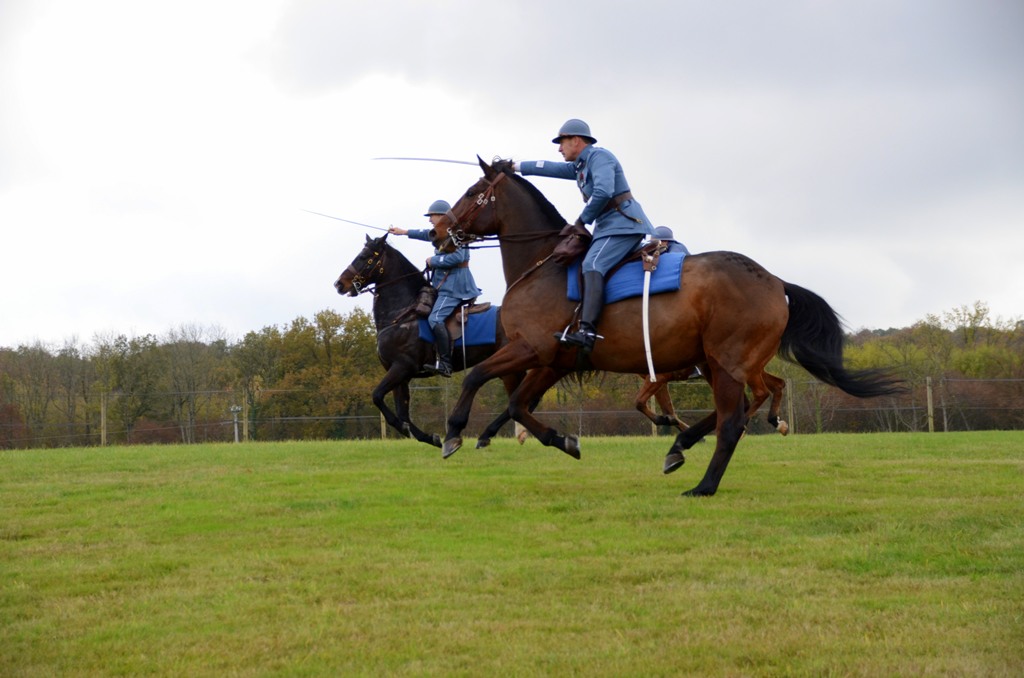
[663,451,685,474]
[516,429,530,445]
[475,438,491,449]
[682,486,716,497]
[777,420,790,436]
[431,434,442,448]
[563,434,581,460]
[442,438,462,459]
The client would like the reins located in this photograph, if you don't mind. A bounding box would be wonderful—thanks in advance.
[447,168,566,291]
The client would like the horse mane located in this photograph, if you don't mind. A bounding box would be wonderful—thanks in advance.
[380,237,426,285]
[500,168,566,229]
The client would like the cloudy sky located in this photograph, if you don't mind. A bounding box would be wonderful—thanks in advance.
[2,0,1021,348]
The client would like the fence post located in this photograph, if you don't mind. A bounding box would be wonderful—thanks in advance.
[100,391,108,446]
[786,379,795,435]
[926,376,934,433]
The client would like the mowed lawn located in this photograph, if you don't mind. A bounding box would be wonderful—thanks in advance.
[2,432,1022,677]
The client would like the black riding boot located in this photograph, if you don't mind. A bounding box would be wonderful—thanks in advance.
[425,324,454,377]
[556,271,604,354]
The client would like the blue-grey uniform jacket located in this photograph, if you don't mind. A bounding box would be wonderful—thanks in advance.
[408,229,481,301]
[519,145,653,239]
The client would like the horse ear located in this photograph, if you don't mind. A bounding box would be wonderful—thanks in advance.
[478,154,496,178]
[365,234,373,243]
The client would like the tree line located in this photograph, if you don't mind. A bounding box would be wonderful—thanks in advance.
[1,301,1021,449]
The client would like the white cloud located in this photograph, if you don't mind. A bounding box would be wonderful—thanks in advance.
[1,0,1022,348]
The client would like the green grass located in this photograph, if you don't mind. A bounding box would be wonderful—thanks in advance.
[2,432,1022,677]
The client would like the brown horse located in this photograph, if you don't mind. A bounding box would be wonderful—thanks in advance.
[634,368,789,440]
[439,158,903,496]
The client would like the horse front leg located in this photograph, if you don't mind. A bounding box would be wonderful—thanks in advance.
[476,372,525,448]
[443,340,539,459]
[507,367,578,458]
[663,367,712,474]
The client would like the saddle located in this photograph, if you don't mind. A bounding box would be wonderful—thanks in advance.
[612,238,665,276]
[446,300,491,342]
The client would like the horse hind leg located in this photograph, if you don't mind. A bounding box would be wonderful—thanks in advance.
[391,380,441,447]
[683,364,747,497]
[634,375,685,430]
[763,372,789,435]
[475,373,524,448]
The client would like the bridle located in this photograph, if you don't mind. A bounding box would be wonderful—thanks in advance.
[447,170,507,248]
[340,243,429,297]
[443,167,568,293]
[340,244,387,295]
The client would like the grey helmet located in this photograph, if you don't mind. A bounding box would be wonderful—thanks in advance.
[653,226,676,241]
[552,118,597,144]
[424,199,451,216]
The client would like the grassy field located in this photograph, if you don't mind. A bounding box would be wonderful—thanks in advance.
[2,432,1022,677]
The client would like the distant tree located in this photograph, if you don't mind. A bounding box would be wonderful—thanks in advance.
[163,324,230,443]
[6,342,60,446]
[109,334,162,443]
[0,349,26,448]
[53,338,95,446]
[231,326,284,440]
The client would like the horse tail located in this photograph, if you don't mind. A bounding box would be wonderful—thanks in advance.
[779,282,905,398]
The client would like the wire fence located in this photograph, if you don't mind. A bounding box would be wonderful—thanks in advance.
[3,378,1024,449]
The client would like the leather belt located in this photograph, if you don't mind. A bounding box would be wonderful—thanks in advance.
[600,191,634,215]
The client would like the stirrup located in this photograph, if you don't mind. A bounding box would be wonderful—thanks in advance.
[423,361,453,378]
[555,329,601,353]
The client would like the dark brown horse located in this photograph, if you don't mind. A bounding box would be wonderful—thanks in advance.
[439,159,903,495]
[334,234,522,447]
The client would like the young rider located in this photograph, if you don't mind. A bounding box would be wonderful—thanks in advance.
[388,200,480,377]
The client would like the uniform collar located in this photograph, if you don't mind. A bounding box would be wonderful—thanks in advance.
[573,144,595,169]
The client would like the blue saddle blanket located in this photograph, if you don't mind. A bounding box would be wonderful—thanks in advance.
[568,252,686,303]
[418,305,498,347]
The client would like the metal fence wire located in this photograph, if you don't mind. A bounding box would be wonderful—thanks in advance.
[3,378,1023,449]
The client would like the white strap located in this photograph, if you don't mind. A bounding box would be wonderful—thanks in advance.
[642,270,657,382]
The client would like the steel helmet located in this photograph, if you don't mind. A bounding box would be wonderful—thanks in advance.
[424,199,451,216]
[653,226,676,241]
[552,118,597,144]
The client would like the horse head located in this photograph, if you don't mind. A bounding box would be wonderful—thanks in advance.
[334,233,389,296]
[447,157,507,243]
[451,156,566,242]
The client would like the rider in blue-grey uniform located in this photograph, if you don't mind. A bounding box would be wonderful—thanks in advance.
[389,200,480,377]
[515,119,654,353]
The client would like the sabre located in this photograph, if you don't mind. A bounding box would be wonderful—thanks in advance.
[301,209,390,232]
[373,156,478,166]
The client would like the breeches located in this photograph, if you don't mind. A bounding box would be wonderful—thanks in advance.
[428,294,464,329]
[583,234,645,275]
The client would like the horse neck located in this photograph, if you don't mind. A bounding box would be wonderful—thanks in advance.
[370,248,425,329]
[495,189,564,285]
